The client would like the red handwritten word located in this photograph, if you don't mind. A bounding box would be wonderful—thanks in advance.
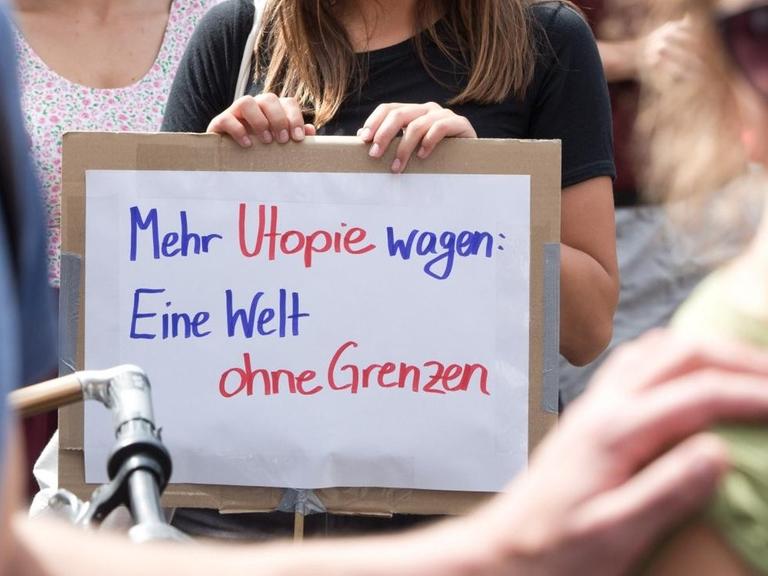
[238,204,376,267]
[219,353,321,397]
[218,340,490,398]
[328,341,489,395]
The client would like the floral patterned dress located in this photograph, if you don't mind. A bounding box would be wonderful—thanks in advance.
[14,0,220,286]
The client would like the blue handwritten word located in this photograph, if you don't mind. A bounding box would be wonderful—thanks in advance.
[129,206,222,261]
[130,288,212,339]
[226,289,310,338]
[386,228,495,280]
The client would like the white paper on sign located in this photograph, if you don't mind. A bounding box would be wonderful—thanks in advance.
[84,170,531,492]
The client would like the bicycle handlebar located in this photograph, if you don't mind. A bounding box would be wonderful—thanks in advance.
[9,366,188,543]
[8,373,83,417]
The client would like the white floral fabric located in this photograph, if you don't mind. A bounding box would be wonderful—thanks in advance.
[14,0,220,285]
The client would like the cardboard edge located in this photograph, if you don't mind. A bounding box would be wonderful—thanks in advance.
[60,133,561,515]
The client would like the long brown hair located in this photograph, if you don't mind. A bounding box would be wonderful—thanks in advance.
[255,0,557,127]
[635,0,760,240]
[637,0,747,206]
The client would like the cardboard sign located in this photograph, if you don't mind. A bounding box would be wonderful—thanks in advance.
[60,133,560,515]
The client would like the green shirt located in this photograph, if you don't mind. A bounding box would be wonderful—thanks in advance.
[672,269,768,574]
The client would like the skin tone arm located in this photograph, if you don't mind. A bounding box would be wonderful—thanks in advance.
[560,177,618,365]
[596,18,701,83]
[596,39,643,82]
[7,330,768,576]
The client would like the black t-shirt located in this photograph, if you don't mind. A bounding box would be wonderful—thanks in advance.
[162,0,615,189]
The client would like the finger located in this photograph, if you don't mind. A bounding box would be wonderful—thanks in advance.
[570,434,728,560]
[587,329,668,392]
[657,41,701,67]
[255,93,291,143]
[666,20,698,40]
[590,330,768,394]
[369,105,431,159]
[234,97,272,144]
[392,114,434,173]
[659,46,704,79]
[638,335,768,391]
[207,111,253,148]
[604,371,768,466]
[304,124,317,136]
[417,115,476,159]
[280,97,307,141]
[358,103,399,142]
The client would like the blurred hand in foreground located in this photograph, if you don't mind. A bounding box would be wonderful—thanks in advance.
[9,330,768,576]
[447,330,768,576]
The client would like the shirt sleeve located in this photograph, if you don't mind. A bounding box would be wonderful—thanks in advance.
[529,4,615,189]
[162,0,254,133]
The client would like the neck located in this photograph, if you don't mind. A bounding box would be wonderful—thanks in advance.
[350,0,419,21]
[340,0,421,52]
[15,0,166,17]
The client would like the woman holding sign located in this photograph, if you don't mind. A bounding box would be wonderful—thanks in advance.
[161,0,617,538]
[163,0,620,370]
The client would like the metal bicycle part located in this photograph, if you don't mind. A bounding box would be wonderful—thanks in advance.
[45,489,91,525]
[65,365,189,543]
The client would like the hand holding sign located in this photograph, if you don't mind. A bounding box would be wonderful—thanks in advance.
[208,93,317,147]
[357,102,477,173]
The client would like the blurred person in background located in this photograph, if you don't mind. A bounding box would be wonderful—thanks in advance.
[637,0,768,573]
[10,0,221,500]
[560,0,755,406]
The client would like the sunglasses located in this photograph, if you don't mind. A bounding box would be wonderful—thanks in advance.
[717,4,768,98]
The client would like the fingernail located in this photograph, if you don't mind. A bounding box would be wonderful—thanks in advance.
[391,158,402,173]
[293,127,305,141]
[369,143,381,157]
[261,131,273,144]
[241,136,253,147]
[279,129,290,143]
[358,127,371,141]
[417,146,427,158]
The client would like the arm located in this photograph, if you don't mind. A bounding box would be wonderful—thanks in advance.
[561,176,619,365]
[9,332,768,576]
[594,19,700,85]
[11,513,474,576]
[527,8,619,363]
[3,424,474,576]
[596,39,641,82]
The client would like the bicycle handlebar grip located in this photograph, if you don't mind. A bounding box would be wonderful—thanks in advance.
[8,374,83,418]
